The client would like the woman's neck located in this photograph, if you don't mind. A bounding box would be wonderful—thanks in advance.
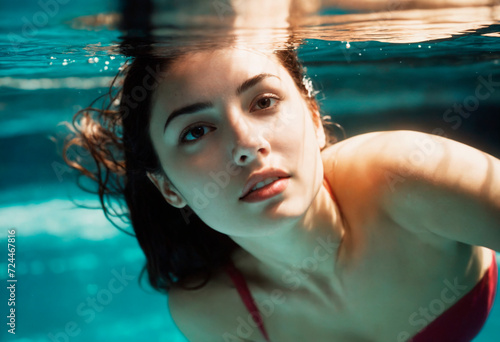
[228,180,346,290]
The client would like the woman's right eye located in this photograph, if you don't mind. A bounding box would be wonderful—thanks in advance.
[179,125,215,144]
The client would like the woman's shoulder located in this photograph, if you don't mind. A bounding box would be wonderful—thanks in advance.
[320,130,452,241]
[321,131,403,219]
[167,265,262,342]
[321,129,433,164]
[167,270,232,341]
[323,129,500,251]
[321,129,453,204]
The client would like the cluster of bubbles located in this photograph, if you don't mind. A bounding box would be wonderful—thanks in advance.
[46,51,127,74]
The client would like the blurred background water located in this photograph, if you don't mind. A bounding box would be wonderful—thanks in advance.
[1,0,500,341]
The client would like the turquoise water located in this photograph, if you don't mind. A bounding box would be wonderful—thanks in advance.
[1,1,500,341]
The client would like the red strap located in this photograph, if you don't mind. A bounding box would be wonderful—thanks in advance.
[225,261,271,341]
[411,250,498,341]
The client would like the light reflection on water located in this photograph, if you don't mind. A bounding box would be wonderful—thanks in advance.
[1,1,500,342]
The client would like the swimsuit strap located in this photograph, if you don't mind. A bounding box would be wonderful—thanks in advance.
[224,261,271,342]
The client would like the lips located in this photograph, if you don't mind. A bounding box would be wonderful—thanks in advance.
[239,169,290,199]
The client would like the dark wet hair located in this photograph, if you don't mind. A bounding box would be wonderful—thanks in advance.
[63,47,340,293]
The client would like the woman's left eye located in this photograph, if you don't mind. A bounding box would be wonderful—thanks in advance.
[180,125,214,143]
[251,95,280,112]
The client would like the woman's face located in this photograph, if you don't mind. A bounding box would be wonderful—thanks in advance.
[148,48,326,237]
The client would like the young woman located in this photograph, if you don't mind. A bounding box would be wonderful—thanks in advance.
[64,45,500,341]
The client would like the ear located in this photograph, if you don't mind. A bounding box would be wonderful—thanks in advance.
[146,172,187,208]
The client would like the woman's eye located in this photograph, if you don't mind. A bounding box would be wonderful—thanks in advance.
[180,125,214,143]
[252,95,280,111]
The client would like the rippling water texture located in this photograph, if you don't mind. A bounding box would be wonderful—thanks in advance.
[1,0,499,341]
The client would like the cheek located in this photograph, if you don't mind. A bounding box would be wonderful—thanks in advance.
[276,99,315,144]
[164,151,230,198]
[280,100,322,171]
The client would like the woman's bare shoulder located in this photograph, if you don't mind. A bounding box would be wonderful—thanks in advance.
[321,130,443,230]
[321,129,447,194]
[323,130,500,251]
[321,130,426,161]
[321,131,400,213]
[167,273,229,341]
[167,269,254,342]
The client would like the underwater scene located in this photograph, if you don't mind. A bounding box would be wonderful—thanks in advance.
[1,0,500,341]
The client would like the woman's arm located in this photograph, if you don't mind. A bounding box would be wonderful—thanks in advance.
[324,130,500,251]
[380,130,500,251]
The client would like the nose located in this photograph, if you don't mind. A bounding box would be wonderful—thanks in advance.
[230,116,271,167]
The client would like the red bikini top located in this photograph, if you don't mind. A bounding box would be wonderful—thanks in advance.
[225,251,497,342]
[410,250,498,341]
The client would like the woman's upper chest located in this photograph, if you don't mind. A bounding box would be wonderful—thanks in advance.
[221,221,488,342]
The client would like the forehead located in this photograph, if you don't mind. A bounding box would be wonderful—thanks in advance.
[170,48,283,79]
[153,48,292,103]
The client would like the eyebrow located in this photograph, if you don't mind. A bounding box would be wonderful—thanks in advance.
[236,73,278,95]
[163,73,280,133]
[163,102,213,132]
